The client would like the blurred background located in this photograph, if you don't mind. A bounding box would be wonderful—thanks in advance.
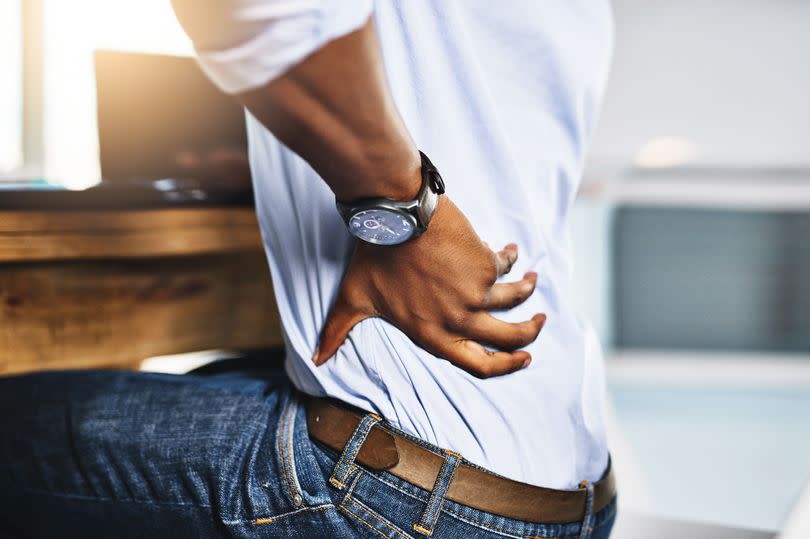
[573,0,810,534]
[0,0,191,186]
[1,0,808,536]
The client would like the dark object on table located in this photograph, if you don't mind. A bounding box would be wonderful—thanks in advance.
[0,51,255,211]
[0,179,252,211]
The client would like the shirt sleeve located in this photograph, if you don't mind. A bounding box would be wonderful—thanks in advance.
[186,0,373,94]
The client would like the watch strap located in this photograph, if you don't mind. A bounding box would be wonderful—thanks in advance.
[414,151,444,231]
[336,150,444,234]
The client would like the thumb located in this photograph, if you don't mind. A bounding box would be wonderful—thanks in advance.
[312,293,370,366]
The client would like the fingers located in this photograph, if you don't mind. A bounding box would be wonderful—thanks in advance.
[441,339,533,378]
[312,294,370,366]
[494,243,518,277]
[487,272,537,310]
[465,312,547,351]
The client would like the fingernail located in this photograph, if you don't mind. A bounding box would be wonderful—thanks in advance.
[534,313,547,324]
[522,358,532,368]
[311,345,320,364]
[524,271,537,280]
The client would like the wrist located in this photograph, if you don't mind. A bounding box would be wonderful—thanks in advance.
[336,150,445,246]
[334,146,422,203]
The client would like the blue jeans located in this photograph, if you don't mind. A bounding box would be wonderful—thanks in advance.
[0,367,616,538]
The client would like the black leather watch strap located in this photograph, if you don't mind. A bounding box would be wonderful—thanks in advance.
[412,151,445,231]
[419,151,445,196]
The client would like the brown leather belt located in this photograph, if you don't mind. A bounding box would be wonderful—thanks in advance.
[306,398,616,524]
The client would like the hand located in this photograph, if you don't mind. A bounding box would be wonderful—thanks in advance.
[313,196,547,377]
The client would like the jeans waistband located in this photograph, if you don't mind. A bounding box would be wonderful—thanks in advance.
[306,397,616,532]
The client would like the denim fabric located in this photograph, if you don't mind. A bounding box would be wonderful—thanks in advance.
[0,368,616,538]
[412,450,461,536]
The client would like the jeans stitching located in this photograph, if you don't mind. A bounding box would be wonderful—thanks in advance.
[317,432,482,486]
[361,468,428,500]
[413,454,451,535]
[284,393,303,503]
[276,394,300,505]
[431,456,459,531]
[441,510,542,539]
[334,419,370,482]
[577,481,595,539]
[339,471,414,539]
[347,461,614,538]
[361,472,526,537]
[339,502,399,539]
[360,471,574,539]
[415,452,460,535]
[342,497,415,539]
[246,503,335,526]
[331,415,379,487]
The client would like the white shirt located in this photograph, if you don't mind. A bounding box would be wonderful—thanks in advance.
[188,0,614,489]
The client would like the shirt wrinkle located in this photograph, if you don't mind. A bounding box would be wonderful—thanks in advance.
[194,0,614,489]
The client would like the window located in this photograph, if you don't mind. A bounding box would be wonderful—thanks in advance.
[1,0,193,187]
[42,0,192,188]
[0,0,22,176]
[614,207,810,351]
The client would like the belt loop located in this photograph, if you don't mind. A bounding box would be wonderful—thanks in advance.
[412,449,461,537]
[328,412,382,490]
[578,479,596,539]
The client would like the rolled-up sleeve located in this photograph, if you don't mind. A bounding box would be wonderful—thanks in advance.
[176,0,373,94]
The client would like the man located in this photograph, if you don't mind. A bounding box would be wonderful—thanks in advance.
[0,1,615,537]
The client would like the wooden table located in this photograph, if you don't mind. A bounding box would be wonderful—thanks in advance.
[0,207,283,376]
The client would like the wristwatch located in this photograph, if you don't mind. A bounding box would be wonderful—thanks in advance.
[336,151,445,246]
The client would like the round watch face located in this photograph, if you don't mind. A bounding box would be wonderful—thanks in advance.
[348,208,416,245]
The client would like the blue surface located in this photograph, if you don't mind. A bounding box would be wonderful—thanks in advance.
[609,383,810,531]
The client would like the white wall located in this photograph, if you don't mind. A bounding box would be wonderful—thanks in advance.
[573,0,810,344]
[590,0,810,169]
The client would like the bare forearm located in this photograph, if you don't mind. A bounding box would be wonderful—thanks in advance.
[237,20,421,201]
[172,2,544,376]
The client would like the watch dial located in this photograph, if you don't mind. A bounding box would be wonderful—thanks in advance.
[348,208,415,245]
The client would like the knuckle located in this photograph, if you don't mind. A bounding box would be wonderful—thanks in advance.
[488,255,500,281]
[468,287,489,308]
[446,309,470,330]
